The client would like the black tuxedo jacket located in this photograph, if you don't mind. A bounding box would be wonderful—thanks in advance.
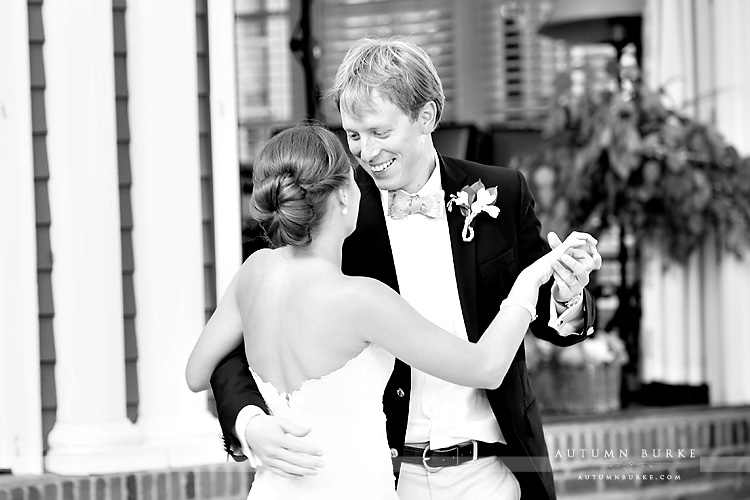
[211,154,595,500]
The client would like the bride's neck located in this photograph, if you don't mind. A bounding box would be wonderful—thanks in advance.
[283,228,343,270]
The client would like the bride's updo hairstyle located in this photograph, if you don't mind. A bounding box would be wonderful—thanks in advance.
[249,124,352,248]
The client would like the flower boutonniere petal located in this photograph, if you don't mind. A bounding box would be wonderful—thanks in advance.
[446,179,500,242]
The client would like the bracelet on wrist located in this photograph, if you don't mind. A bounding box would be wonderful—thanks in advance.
[500,298,538,321]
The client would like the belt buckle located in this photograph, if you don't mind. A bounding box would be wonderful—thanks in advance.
[421,440,479,472]
[421,445,444,473]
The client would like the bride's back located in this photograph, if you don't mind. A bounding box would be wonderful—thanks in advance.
[236,247,368,395]
[240,251,399,500]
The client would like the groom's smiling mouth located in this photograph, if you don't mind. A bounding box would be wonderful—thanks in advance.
[370,158,395,173]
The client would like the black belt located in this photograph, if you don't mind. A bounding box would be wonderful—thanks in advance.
[401,440,509,472]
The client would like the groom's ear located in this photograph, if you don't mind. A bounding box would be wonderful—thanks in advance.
[418,101,438,134]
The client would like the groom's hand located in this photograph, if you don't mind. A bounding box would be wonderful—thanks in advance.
[547,231,602,303]
[245,414,324,478]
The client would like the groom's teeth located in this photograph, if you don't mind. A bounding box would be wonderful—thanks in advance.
[371,158,395,173]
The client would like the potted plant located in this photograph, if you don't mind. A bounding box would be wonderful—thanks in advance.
[519,48,750,264]
[526,330,628,414]
[517,46,750,413]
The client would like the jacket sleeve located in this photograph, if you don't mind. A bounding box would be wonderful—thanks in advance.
[210,343,269,459]
[514,169,595,346]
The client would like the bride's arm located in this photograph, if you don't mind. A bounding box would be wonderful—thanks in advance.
[346,276,533,389]
[186,272,243,392]
[346,235,589,389]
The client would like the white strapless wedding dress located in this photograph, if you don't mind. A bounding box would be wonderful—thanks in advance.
[247,343,399,500]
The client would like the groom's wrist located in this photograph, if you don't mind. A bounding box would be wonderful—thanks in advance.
[235,405,266,463]
[554,291,582,309]
[548,292,585,332]
[551,281,579,305]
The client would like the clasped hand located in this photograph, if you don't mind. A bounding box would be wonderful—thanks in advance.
[545,231,602,302]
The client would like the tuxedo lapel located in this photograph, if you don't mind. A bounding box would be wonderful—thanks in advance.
[440,156,480,342]
[342,167,399,292]
[346,159,479,340]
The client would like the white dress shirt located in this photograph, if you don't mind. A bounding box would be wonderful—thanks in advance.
[382,150,583,448]
[381,152,504,447]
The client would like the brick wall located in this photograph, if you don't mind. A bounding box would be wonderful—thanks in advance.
[0,464,255,500]
[546,406,750,499]
[3,407,750,500]
[2,459,749,500]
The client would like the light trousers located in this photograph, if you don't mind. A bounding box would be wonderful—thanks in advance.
[396,456,521,500]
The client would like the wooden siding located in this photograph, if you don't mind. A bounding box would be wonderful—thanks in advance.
[29,0,55,454]
[113,0,139,423]
[28,0,219,445]
[196,0,217,326]
[31,0,142,453]
[196,0,217,414]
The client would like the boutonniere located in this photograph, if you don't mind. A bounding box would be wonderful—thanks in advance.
[446,179,500,242]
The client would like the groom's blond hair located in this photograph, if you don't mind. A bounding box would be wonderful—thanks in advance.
[325,37,445,128]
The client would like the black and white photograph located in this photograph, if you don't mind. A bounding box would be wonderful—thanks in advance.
[2,1,749,499]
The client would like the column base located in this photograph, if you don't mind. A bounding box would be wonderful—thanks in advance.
[45,419,166,474]
[45,413,228,474]
[136,412,227,467]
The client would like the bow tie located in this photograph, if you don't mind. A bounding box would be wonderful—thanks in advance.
[387,189,446,219]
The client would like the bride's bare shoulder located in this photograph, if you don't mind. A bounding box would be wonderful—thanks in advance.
[239,248,275,270]
[244,247,273,264]
[336,275,400,307]
[231,248,277,285]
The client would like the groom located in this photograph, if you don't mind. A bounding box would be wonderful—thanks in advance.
[211,38,601,499]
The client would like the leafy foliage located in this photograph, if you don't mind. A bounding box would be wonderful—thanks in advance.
[519,56,750,264]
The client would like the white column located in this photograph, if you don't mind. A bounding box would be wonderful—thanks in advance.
[643,0,697,113]
[659,264,688,383]
[702,241,726,403]
[641,0,689,386]
[684,252,703,385]
[42,0,155,474]
[639,244,664,383]
[643,0,750,402]
[639,245,705,385]
[711,0,750,405]
[208,0,243,294]
[0,0,43,475]
[127,0,225,466]
[639,0,709,387]
[644,252,704,385]
[716,254,750,404]
[713,0,750,157]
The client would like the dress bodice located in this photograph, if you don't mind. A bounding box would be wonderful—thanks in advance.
[247,343,398,500]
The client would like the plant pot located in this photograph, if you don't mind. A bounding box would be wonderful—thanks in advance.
[530,361,622,414]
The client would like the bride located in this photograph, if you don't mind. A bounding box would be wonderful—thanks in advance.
[186,124,594,499]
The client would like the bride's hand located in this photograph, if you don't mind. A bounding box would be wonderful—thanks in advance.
[526,232,597,287]
[547,231,602,302]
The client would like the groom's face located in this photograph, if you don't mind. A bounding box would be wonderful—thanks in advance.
[341,92,436,194]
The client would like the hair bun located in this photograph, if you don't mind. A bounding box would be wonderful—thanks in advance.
[248,124,352,248]
[249,170,314,247]
[268,170,307,211]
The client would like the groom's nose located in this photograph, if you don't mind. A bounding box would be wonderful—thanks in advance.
[358,137,380,163]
